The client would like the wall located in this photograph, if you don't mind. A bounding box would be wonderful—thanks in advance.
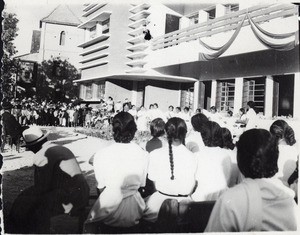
[147,13,298,69]
[40,22,84,68]
[144,80,181,111]
[105,79,133,102]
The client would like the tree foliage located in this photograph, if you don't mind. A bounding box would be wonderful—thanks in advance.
[36,58,80,102]
[1,11,21,99]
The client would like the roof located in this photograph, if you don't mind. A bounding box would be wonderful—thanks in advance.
[41,4,83,26]
[14,53,40,63]
[74,69,197,83]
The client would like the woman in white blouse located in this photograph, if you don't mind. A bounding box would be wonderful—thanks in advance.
[143,117,197,223]
[84,112,148,229]
[270,119,299,186]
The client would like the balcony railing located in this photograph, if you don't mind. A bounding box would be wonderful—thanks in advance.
[152,4,298,50]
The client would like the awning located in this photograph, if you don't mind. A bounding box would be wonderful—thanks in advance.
[73,69,197,83]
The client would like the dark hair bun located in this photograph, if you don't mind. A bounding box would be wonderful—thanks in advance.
[112,112,137,143]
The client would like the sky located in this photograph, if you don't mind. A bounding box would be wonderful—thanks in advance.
[4,0,298,56]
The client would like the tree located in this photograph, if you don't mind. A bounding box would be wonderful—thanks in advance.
[1,11,21,99]
[36,58,80,102]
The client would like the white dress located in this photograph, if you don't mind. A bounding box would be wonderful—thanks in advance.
[185,129,205,153]
[143,144,197,222]
[192,146,232,201]
[205,178,297,232]
[273,143,299,186]
[86,142,148,227]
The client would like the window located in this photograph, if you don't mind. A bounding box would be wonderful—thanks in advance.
[96,82,105,100]
[85,84,93,100]
[224,4,239,14]
[59,31,65,45]
[102,18,110,34]
[216,80,235,111]
[207,8,216,20]
[243,77,266,114]
[90,25,97,39]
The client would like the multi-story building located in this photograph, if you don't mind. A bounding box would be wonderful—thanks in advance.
[75,2,299,118]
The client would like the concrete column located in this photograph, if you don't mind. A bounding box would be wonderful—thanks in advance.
[293,72,300,119]
[92,83,98,100]
[233,77,244,115]
[96,22,102,36]
[84,29,89,42]
[265,76,274,118]
[193,81,200,111]
[180,16,190,29]
[216,4,226,18]
[131,81,138,105]
[211,80,217,107]
[199,10,209,23]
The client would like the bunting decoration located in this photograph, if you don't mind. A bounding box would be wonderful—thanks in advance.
[199,10,298,61]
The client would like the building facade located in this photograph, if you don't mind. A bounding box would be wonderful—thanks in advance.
[76,2,300,117]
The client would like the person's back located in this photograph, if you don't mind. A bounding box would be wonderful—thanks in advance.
[205,129,297,232]
[9,127,89,233]
[145,118,166,153]
[146,137,163,152]
[192,146,232,201]
[85,112,148,228]
[205,178,297,231]
[143,117,197,223]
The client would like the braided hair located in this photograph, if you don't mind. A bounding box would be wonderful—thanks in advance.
[165,117,187,180]
[270,120,296,146]
[237,129,279,179]
[112,112,137,143]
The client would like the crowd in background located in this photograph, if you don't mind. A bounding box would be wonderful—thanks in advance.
[1,94,299,233]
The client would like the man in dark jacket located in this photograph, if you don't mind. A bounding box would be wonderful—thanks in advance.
[1,101,26,152]
[9,126,90,233]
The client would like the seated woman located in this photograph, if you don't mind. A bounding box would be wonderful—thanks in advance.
[221,127,241,187]
[192,121,232,201]
[84,112,148,229]
[270,120,299,186]
[143,117,197,223]
[205,129,297,232]
[145,118,166,153]
[186,113,209,153]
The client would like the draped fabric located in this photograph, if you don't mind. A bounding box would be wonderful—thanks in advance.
[199,15,247,61]
[247,13,299,51]
[198,11,298,61]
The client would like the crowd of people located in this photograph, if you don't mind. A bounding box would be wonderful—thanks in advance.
[4,109,298,233]
[1,96,299,233]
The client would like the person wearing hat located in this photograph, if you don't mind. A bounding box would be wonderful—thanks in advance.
[1,101,26,152]
[9,126,90,233]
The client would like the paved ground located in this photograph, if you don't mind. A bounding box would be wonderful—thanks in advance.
[1,126,114,234]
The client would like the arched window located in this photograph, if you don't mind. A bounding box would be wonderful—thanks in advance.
[59,31,65,46]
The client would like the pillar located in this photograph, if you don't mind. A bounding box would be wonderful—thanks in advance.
[131,81,138,105]
[293,72,300,119]
[199,10,209,23]
[264,75,274,118]
[216,4,226,18]
[193,81,200,111]
[233,77,244,115]
[180,16,190,29]
[211,80,217,107]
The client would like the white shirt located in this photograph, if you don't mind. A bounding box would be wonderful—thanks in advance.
[148,144,197,195]
[93,142,148,190]
[192,146,232,201]
[245,108,257,130]
[185,129,205,153]
[273,143,299,185]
